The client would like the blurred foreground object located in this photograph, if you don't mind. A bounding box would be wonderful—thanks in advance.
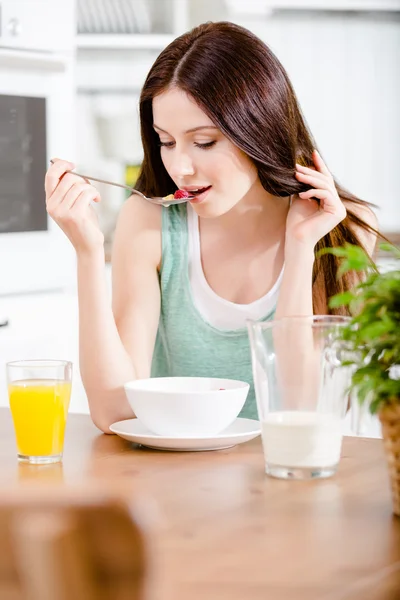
[0,486,151,600]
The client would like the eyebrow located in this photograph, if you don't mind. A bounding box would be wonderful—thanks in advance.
[153,125,218,134]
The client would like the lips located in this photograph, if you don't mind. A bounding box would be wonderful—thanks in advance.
[188,186,212,204]
[185,185,211,196]
[180,184,209,192]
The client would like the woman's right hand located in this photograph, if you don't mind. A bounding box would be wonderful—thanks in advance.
[45,158,104,255]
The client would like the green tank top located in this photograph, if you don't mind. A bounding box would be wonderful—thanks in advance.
[150,203,276,420]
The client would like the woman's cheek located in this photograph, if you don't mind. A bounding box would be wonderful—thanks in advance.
[160,150,173,174]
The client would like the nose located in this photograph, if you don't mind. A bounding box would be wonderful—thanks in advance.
[167,147,195,179]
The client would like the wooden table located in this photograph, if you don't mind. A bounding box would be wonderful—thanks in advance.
[1,408,399,600]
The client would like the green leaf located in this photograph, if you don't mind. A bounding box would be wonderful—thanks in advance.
[352,380,376,404]
[369,398,383,414]
[337,259,353,278]
[379,242,400,258]
[318,247,349,258]
[380,348,396,363]
[318,243,377,277]
[352,366,379,382]
[326,241,400,416]
[359,320,394,340]
[329,290,355,308]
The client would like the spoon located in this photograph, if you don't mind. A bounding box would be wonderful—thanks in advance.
[49,160,193,207]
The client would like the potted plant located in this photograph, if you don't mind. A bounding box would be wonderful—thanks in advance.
[322,242,400,517]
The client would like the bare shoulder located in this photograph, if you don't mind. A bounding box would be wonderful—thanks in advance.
[112,194,162,268]
[344,201,379,257]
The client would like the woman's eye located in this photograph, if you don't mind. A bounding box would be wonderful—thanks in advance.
[194,141,216,149]
[158,140,216,150]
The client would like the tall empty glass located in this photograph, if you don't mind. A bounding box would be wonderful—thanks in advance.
[7,360,72,464]
[247,316,352,480]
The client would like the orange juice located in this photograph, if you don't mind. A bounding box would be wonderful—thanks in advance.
[8,379,72,457]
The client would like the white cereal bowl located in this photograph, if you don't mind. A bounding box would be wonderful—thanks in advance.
[123,377,250,437]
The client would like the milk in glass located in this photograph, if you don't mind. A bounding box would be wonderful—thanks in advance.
[261,411,343,468]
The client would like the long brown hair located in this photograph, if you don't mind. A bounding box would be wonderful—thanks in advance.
[137,21,379,315]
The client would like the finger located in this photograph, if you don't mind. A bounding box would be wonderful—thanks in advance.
[62,183,98,211]
[47,173,90,207]
[49,158,91,185]
[45,159,75,198]
[47,183,87,218]
[46,174,81,210]
[46,158,75,185]
[52,188,100,223]
[296,163,324,176]
[312,150,331,177]
[69,188,101,214]
[295,164,327,185]
[299,188,328,201]
[299,188,346,218]
[295,170,334,191]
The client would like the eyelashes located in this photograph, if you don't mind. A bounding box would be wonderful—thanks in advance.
[158,141,216,150]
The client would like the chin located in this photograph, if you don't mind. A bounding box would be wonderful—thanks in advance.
[192,201,237,219]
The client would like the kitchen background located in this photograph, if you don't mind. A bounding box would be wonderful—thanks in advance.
[0,0,399,436]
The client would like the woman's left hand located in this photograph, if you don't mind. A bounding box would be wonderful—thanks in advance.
[285,149,347,249]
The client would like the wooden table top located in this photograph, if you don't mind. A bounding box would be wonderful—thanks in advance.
[1,408,399,600]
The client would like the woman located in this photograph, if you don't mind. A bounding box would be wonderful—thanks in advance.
[45,22,378,432]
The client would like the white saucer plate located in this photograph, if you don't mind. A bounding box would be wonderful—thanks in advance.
[109,417,261,452]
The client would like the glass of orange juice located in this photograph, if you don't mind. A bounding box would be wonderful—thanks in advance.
[6,360,72,464]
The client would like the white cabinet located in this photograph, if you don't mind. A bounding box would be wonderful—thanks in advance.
[224,0,400,14]
[0,0,75,53]
[0,291,89,414]
[75,0,190,95]
[76,0,188,51]
[0,268,113,414]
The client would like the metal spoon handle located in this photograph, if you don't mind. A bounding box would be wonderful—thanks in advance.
[49,160,139,194]
[75,172,140,194]
[48,160,189,206]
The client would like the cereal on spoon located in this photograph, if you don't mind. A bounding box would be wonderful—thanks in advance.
[162,190,191,201]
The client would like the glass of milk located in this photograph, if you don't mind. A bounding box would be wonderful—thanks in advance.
[247,316,353,480]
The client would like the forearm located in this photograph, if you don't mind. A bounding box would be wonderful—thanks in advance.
[275,241,315,319]
[77,250,136,432]
[273,242,318,406]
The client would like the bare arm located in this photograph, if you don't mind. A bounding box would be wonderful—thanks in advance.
[276,152,379,319]
[45,160,161,433]
[80,196,162,432]
[275,203,378,320]
[274,242,315,319]
[76,250,135,430]
[272,152,378,408]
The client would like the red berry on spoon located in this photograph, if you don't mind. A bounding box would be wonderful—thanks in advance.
[174,189,190,200]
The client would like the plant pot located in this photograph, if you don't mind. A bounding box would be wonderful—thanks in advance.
[379,401,400,517]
